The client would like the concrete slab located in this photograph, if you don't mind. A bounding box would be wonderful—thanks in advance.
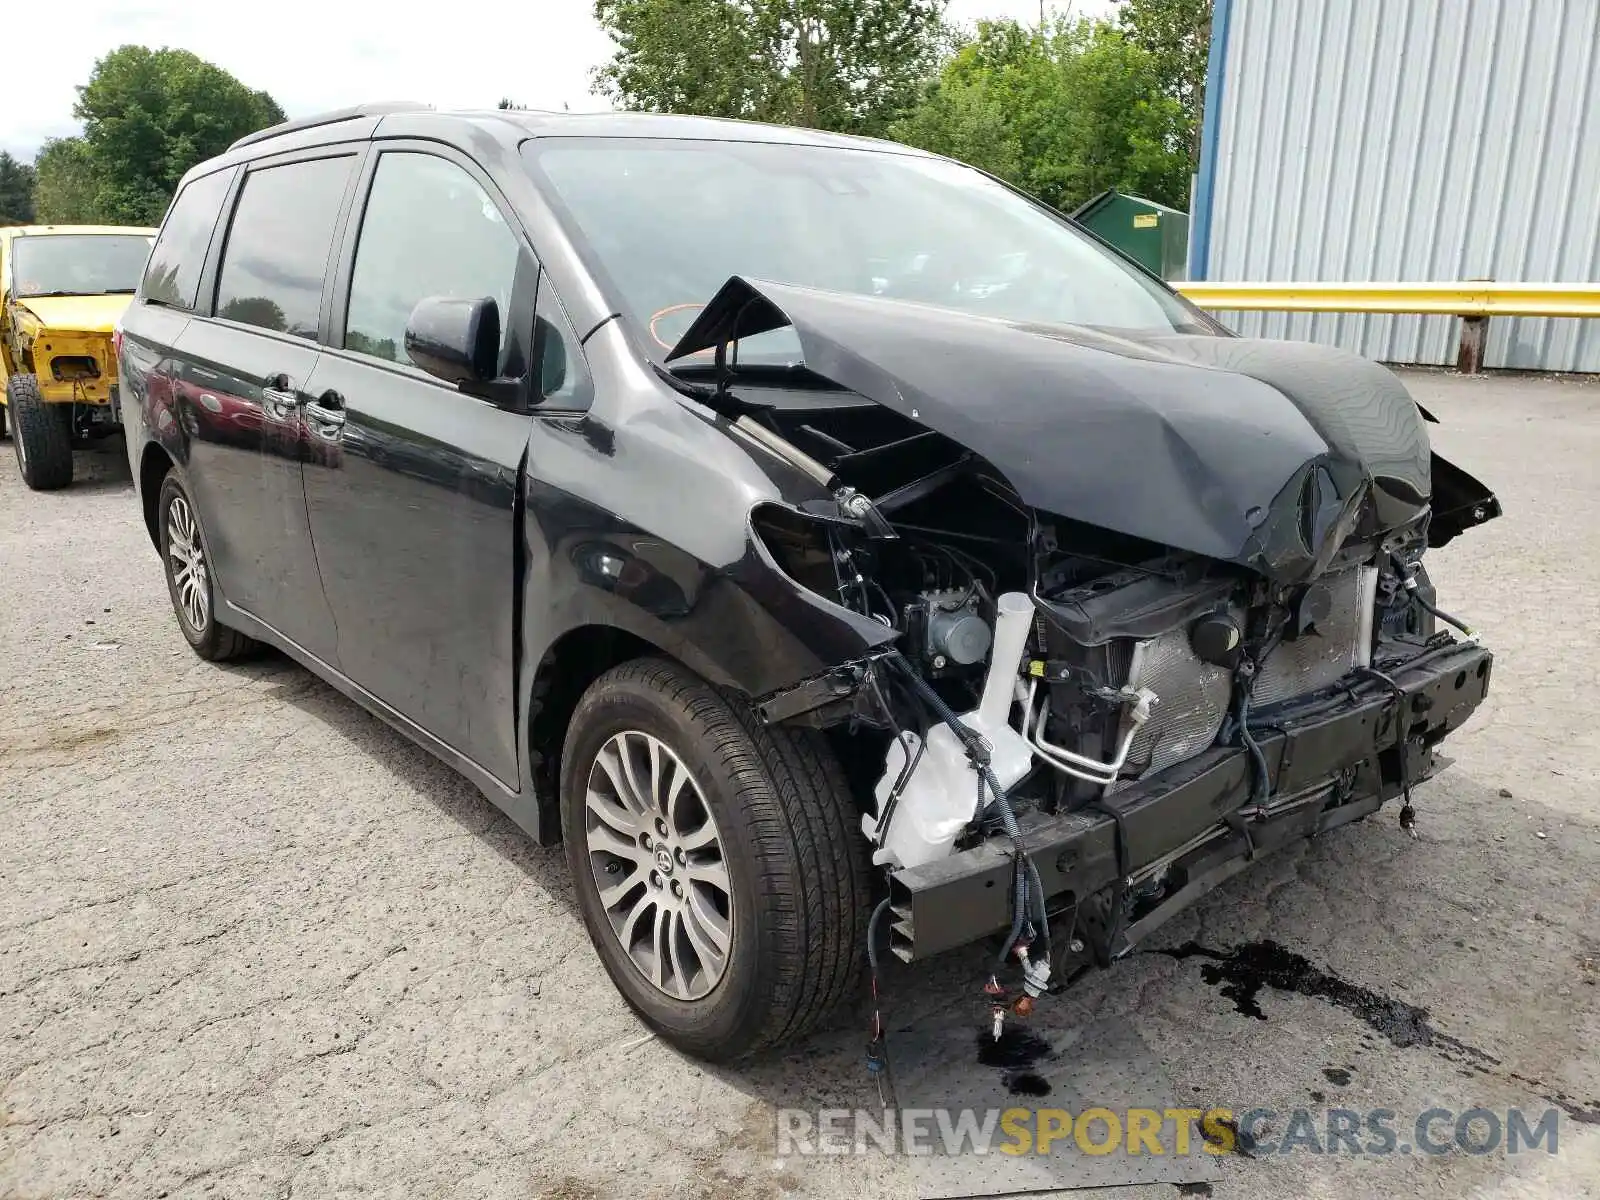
[1,368,1597,1198]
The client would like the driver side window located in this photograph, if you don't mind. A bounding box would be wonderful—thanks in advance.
[345,153,520,374]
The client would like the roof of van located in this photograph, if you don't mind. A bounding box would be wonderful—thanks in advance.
[226,102,924,157]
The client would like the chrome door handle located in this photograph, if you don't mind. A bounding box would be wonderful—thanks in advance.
[262,374,301,421]
[304,390,346,435]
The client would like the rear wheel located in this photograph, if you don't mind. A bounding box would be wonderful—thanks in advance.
[8,374,73,490]
[157,473,257,661]
[561,657,870,1061]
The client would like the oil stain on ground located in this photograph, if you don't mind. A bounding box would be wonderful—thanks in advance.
[975,1026,1053,1070]
[1200,1115,1256,1157]
[1157,940,1447,1046]
[1158,939,1600,1125]
[1005,1071,1052,1097]
[975,1026,1055,1097]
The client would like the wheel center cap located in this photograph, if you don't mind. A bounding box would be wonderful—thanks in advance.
[654,846,675,876]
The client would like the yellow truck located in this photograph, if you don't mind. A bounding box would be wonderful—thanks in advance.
[1,225,156,489]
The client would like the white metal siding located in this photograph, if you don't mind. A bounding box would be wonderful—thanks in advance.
[1205,0,1600,371]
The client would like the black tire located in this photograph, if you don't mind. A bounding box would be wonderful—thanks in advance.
[7,374,73,491]
[560,657,870,1062]
[0,394,7,439]
[156,472,257,661]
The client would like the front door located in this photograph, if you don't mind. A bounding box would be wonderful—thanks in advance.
[303,147,536,785]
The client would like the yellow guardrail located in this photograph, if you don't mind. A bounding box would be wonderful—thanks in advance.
[1174,281,1600,319]
[1171,281,1600,371]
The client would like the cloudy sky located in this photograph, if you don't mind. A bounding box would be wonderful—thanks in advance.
[2,0,1115,163]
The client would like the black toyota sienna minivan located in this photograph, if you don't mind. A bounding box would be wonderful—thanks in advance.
[122,103,1498,1061]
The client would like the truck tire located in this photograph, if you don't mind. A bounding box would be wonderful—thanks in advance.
[560,657,870,1062]
[8,374,73,491]
[156,472,257,661]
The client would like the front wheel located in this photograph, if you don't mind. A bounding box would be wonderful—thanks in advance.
[8,374,73,490]
[156,473,257,661]
[561,658,870,1061]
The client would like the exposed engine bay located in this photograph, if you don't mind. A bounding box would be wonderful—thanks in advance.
[746,396,1455,839]
[664,275,1500,1049]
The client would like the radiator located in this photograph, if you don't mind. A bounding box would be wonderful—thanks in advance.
[1252,567,1378,707]
[1115,567,1377,785]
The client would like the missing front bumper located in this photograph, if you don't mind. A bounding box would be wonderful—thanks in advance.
[887,640,1493,962]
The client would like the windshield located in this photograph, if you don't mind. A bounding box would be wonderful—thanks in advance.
[525,138,1207,363]
[11,234,154,298]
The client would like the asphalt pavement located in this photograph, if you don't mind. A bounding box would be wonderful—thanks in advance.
[1,370,1597,1199]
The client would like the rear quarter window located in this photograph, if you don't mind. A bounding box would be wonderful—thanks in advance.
[142,168,236,310]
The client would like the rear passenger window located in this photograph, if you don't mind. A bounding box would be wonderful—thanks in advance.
[142,168,234,310]
[215,156,353,339]
[344,153,519,371]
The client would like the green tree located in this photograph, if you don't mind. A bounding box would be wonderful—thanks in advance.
[0,152,36,224]
[74,46,284,224]
[1118,0,1212,161]
[890,75,1020,183]
[1055,21,1191,205]
[594,0,776,122]
[890,20,1045,182]
[32,138,105,224]
[893,17,1190,212]
[593,0,948,137]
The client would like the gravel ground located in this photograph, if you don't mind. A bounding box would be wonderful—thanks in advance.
[1,370,1597,1200]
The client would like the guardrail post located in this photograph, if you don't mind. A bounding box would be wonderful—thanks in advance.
[1456,316,1488,375]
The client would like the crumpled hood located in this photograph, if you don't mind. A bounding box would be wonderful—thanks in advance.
[669,277,1445,585]
[11,293,132,335]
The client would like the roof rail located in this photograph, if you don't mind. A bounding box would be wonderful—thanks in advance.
[229,102,431,151]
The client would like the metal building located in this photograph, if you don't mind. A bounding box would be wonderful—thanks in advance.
[1190,0,1600,371]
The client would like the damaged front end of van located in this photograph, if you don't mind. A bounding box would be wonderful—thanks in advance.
[667,276,1498,1013]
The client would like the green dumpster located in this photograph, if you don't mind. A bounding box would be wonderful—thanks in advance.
[1070,190,1190,281]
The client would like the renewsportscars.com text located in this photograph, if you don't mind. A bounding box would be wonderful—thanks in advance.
[776,1106,1564,1158]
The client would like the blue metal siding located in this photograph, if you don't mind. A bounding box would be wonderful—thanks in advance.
[1203,0,1600,371]
[1187,0,1234,279]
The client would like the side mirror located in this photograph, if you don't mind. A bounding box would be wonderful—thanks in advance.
[404,296,500,386]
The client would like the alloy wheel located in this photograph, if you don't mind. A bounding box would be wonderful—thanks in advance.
[583,730,733,1001]
[166,493,210,633]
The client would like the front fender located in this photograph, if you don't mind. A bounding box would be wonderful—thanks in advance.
[526,486,895,700]
[512,465,898,844]
[5,304,41,375]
